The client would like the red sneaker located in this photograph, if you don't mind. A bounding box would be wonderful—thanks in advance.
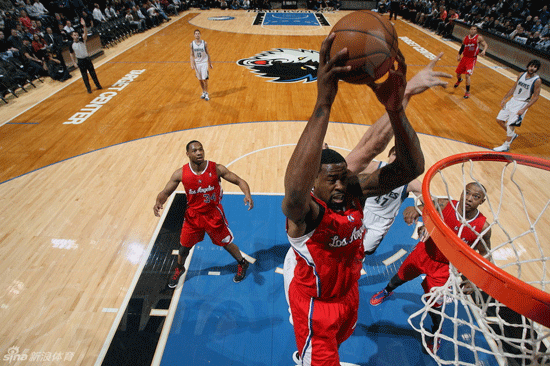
[426,338,441,354]
[168,266,185,288]
[370,289,393,306]
[463,92,470,99]
[233,259,249,283]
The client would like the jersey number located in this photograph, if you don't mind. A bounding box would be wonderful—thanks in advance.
[203,193,216,204]
[374,196,389,206]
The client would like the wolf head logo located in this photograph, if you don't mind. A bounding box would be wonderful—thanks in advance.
[237,48,319,83]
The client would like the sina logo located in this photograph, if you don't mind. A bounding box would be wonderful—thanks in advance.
[347,215,354,222]
[237,48,319,83]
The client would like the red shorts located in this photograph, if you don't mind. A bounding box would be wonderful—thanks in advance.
[455,56,477,75]
[397,241,449,294]
[180,205,234,247]
[289,282,358,366]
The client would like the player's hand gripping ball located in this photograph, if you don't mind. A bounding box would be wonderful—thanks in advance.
[329,10,399,84]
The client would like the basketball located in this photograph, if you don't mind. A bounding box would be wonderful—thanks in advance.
[329,10,399,84]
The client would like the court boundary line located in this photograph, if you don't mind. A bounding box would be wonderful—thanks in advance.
[0,120,495,186]
[93,190,178,366]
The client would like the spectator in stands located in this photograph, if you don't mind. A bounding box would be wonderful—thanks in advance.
[531,17,543,33]
[105,3,118,19]
[19,9,32,29]
[242,0,250,9]
[508,24,527,40]
[31,33,47,58]
[19,37,46,76]
[44,49,71,81]
[125,8,144,32]
[80,10,94,29]
[32,0,50,18]
[539,5,549,25]
[8,28,23,50]
[63,20,75,34]
[152,0,170,21]
[92,3,106,23]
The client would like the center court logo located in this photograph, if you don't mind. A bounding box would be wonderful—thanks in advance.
[237,48,319,83]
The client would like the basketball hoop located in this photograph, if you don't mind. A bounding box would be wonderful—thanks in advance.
[408,151,550,366]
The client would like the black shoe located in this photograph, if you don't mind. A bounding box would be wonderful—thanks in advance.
[87,88,92,94]
[168,266,185,288]
[233,259,249,283]
[97,85,103,90]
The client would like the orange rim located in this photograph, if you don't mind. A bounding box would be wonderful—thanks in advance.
[422,151,550,328]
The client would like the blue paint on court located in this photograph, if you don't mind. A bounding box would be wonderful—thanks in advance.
[160,194,497,365]
[263,13,320,26]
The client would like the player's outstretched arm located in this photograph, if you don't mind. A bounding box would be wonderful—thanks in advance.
[346,52,450,175]
[357,50,425,198]
[282,33,350,227]
[154,168,182,217]
[217,164,254,210]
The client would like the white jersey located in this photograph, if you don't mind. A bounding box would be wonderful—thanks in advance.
[363,161,409,220]
[191,40,208,64]
[513,72,540,102]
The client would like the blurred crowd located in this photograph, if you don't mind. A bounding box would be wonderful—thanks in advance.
[378,0,550,54]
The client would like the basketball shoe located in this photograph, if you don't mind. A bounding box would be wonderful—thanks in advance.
[200,92,206,99]
[169,266,185,288]
[463,92,470,99]
[426,337,441,354]
[292,351,300,364]
[233,258,249,283]
[205,93,210,101]
[454,78,462,88]
[370,289,393,306]
[493,133,518,152]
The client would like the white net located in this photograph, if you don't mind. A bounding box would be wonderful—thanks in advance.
[407,154,550,366]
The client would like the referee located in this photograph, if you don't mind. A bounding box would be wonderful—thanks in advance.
[69,18,103,94]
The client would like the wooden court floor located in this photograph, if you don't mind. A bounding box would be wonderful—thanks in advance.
[0,9,549,365]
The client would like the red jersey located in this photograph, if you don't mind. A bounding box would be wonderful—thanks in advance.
[181,161,222,213]
[462,34,480,58]
[424,200,487,264]
[288,194,365,300]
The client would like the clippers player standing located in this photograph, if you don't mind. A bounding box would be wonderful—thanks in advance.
[454,25,488,99]
[283,33,425,365]
[154,140,253,287]
[493,60,541,152]
[370,182,491,352]
[191,29,212,101]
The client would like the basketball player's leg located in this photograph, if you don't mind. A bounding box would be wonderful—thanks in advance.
[420,264,449,352]
[494,100,523,151]
[464,73,472,98]
[370,244,424,305]
[169,220,203,288]
[207,207,249,282]
[289,282,343,365]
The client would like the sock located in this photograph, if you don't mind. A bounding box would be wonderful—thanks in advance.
[386,273,406,292]
[466,85,470,92]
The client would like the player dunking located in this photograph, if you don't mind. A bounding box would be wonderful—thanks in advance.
[283,33,425,365]
[454,25,488,99]
[493,60,541,152]
[190,29,212,101]
[154,140,253,287]
[370,182,491,352]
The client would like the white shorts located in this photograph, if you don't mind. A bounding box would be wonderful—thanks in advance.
[194,62,209,80]
[497,97,529,125]
[283,247,297,324]
[362,210,394,253]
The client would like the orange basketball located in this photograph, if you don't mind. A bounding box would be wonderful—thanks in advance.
[329,10,399,84]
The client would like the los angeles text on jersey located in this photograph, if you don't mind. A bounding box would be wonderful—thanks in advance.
[329,226,365,248]
[188,185,215,195]
[63,69,146,125]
